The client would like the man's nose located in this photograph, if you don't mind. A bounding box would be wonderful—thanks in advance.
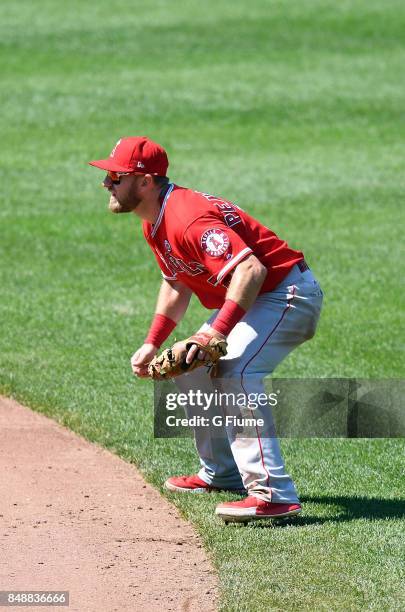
[102,175,113,190]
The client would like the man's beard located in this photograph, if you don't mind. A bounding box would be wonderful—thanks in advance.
[108,194,140,214]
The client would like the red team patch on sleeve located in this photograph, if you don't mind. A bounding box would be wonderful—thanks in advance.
[200,228,230,257]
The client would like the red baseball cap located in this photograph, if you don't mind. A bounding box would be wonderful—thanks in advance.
[89,136,169,176]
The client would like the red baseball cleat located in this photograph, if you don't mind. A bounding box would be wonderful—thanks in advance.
[164,474,244,494]
[215,496,302,523]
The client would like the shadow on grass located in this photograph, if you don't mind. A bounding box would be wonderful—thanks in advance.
[246,495,405,529]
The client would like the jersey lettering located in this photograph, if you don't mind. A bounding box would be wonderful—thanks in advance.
[222,211,242,228]
[196,192,242,228]
[167,254,205,276]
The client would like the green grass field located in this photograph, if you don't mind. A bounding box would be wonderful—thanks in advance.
[1,1,404,610]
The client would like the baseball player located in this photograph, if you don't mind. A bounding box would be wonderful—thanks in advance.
[89,136,323,523]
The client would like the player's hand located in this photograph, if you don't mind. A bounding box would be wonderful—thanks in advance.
[185,327,226,365]
[131,343,158,377]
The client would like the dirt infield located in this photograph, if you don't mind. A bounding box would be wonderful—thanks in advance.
[0,397,218,611]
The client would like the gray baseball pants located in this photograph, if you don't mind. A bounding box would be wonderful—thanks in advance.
[175,264,323,502]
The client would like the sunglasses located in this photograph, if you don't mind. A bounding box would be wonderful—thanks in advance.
[106,170,144,184]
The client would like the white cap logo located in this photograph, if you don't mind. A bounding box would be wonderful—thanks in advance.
[110,139,121,157]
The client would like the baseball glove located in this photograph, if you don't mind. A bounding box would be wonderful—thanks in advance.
[148,332,227,380]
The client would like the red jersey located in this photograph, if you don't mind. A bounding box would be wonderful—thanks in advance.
[143,184,304,309]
